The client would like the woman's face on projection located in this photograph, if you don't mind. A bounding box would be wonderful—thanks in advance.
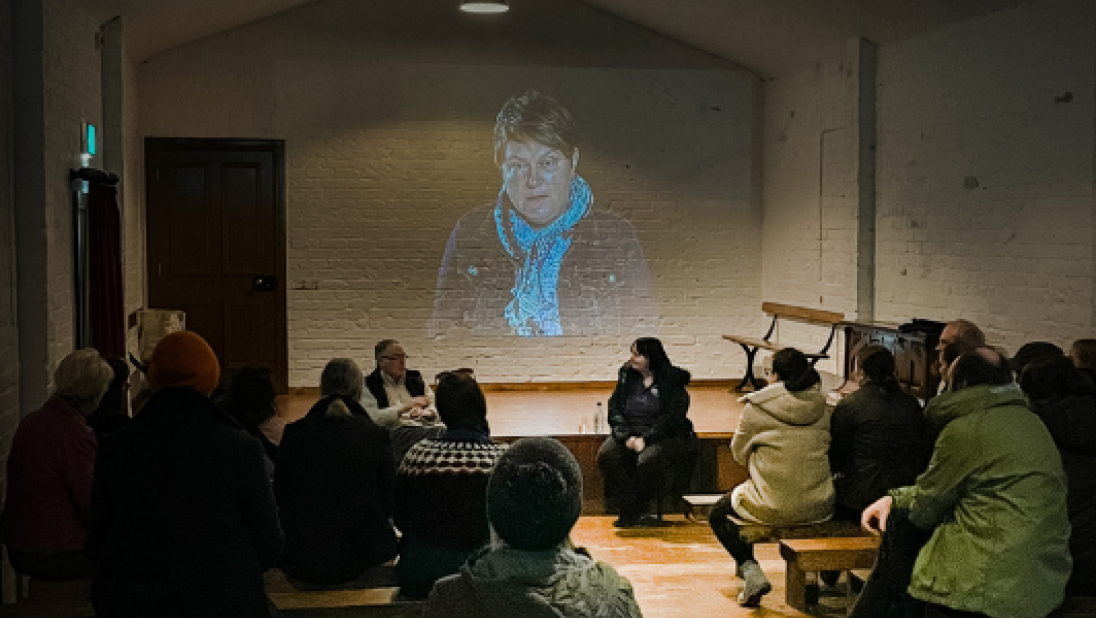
[501,138,576,227]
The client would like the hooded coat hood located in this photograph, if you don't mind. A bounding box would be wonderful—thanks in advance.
[729,382,833,525]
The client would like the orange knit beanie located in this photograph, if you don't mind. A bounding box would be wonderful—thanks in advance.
[148,331,221,396]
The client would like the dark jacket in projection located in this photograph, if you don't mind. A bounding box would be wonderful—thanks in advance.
[431,203,657,337]
[88,387,283,618]
[275,396,398,584]
[607,363,693,444]
[828,382,930,517]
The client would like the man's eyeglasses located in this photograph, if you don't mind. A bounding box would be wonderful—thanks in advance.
[380,354,408,362]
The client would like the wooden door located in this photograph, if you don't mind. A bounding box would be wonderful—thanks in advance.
[146,138,287,393]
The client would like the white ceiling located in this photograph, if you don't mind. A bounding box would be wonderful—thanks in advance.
[86,0,1034,78]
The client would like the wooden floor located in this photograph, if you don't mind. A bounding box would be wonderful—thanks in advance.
[276,383,745,438]
[571,515,856,618]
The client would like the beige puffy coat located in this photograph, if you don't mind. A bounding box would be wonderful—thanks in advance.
[730,382,834,525]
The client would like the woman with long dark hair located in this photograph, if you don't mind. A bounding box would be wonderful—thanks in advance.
[598,337,697,528]
[709,347,834,607]
[829,345,928,522]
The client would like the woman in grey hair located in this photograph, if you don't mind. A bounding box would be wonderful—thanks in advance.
[275,358,398,584]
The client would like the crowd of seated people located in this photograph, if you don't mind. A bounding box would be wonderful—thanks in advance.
[4,324,1096,617]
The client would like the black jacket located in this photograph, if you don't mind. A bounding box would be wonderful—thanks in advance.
[608,364,693,443]
[88,387,283,618]
[274,396,398,584]
[1030,393,1096,595]
[365,368,425,409]
[828,383,930,515]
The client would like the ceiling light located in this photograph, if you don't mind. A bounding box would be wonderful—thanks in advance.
[461,1,509,14]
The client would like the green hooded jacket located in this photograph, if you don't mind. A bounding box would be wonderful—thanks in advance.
[891,383,1071,618]
[424,545,643,618]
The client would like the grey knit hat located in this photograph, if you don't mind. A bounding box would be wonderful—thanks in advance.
[487,437,583,550]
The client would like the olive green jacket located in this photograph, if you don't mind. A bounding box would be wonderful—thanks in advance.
[892,383,1071,618]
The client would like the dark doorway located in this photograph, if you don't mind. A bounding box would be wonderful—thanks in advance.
[145,138,288,393]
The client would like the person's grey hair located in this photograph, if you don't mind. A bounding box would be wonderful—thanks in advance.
[320,358,363,418]
[374,339,399,361]
[54,349,114,409]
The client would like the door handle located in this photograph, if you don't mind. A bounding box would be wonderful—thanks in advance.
[253,275,278,291]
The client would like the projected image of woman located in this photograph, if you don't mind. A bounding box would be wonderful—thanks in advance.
[431,90,657,337]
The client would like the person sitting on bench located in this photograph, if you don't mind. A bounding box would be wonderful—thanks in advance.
[709,348,834,607]
[854,348,1071,618]
[424,437,642,617]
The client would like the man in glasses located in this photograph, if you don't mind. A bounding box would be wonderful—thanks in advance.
[362,339,436,429]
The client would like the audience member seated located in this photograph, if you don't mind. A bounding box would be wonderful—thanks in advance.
[933,319,985,388]
[829,345,929,522]
[1070,338,1096,384]
[88,331,283,618]
[363,338,445,464]
[424,437,643,618]
[221,366,284,466]
[394,371,507,599]
[709,347,833,607]
[86,357,133,438]
[2,349,112,580]
[598,336,697,528]
[854,348,1071,618]
[274,358,398,585]
[1019,355,1096,598]
[362,339,436,427]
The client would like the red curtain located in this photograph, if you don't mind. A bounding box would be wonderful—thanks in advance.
[88,182,125,359]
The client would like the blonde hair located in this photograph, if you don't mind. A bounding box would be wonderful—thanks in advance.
[54,349,114,409]
[319,358,363,418]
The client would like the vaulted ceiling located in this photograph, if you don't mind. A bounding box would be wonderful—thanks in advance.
[84,0,1034,78]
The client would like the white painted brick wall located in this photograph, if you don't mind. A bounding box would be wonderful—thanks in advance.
[139,0,760,386]
[875,0,1096,354]
[759,42,867,377]
[41,0,101,374]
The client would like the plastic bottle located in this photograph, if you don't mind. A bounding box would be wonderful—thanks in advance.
[594,401,604,433]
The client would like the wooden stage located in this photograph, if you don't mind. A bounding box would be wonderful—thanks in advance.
[276,382,751,511]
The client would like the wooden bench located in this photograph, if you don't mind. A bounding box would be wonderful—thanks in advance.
[724,302,845,391]
[779,537,880,615]
[265,565,425,617]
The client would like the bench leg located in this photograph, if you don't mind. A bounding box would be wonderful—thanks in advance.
[785,561,809,612]
[735,345,762,392]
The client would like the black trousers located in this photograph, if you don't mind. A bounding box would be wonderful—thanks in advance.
[850,509,934,618]
[7,547,93,580]
[597,434,697,519]
[708,491,757,566]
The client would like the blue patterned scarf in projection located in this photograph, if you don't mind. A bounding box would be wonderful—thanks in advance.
[494,176,592,337]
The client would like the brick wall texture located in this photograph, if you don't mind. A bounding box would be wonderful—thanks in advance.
[139,1,759,385]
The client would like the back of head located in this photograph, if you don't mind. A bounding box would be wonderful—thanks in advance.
[148,331,222,396]
[949,347,1013,391]
[857,345,901,395]
[320,358,363,418]
[228,366,277,429]
[1011,341,1064,377]
[1071,339,1096,372]
[1020,355,1096,401]
[494,90,578,165]
[435,371,489,432]
[54,348,115,410]
[772,347,820,392]
[487,437,582,551]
